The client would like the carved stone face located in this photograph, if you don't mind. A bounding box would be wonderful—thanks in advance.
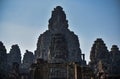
[49,33,68,63]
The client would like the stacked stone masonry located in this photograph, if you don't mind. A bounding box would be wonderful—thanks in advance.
[0,6,120,79]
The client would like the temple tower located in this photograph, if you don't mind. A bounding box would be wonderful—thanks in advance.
[35,6,85,64]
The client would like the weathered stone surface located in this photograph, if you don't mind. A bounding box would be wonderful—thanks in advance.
[35,31,51,60]
[1,6,120,79]
[48,6,68,33]
[0,41,8,79]
[8,62,20,79]
[48,33,68,63]
[90,38,109,62]
[35,6,83,63]
[0,41,7,68]
[7,44,21,67]
[89,38,110,78]
[109,45,120,75]
[89,39,120,79]
[21,50,35,73]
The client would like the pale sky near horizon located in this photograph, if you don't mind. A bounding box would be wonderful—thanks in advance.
[0,0,120,62]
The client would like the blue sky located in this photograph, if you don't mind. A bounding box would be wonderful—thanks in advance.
[0,0,120,62]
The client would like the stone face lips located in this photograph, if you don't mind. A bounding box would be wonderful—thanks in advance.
[35,6,83,63]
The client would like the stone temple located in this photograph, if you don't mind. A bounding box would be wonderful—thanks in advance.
[35,6,86,64]
[0,6,120,79]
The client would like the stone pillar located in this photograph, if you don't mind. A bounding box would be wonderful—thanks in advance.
[81,54,85,61]
[67,64,69,79]
[74,64,77,79]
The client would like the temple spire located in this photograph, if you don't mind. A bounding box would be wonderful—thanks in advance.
[48,6,68,33]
